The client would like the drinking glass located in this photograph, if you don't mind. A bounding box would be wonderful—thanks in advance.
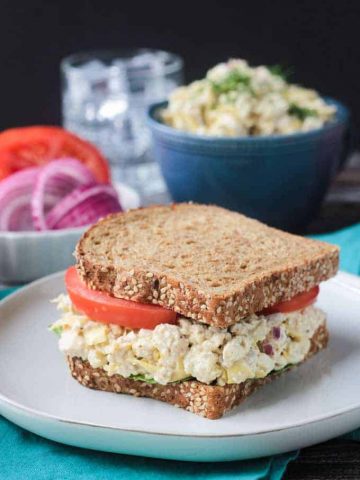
[61,49,184,202]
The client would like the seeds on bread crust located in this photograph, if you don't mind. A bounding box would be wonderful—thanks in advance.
[75,204,339,328]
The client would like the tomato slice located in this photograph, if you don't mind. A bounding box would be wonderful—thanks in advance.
[0,126,110,182]
[65,267,177,329]
[261,286,320,315]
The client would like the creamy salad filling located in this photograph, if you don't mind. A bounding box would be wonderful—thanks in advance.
[51,294,325,386]
[162,58,336,136]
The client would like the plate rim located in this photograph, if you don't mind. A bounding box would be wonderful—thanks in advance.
[1,269,360,439]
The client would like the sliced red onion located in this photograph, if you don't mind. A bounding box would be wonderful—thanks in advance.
[272,326,281,339]
[46,184,122,230]
[262,343,274,356]
[31,158,97,231]
[0,167,40,231]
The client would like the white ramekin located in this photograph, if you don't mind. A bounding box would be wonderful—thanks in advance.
[0,227,87,284]
[0,182,140,284]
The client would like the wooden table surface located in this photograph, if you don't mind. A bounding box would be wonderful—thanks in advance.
[306,163,360,235]
[286,440,360,479]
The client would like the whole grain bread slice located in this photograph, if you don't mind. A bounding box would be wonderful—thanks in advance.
[68,323,328,419]
[75,204,339,328]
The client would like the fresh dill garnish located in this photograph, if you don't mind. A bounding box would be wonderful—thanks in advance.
[269,64,294,80]
[211,70,251,94]
[288,103,318,120]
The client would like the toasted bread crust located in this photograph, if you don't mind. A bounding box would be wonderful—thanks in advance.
[68,324,328,420]
[75,204,339,328]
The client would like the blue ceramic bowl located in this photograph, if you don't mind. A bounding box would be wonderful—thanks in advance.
[148,99,350,232]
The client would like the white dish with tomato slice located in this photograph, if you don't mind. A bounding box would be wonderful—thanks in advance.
[0,269,360,461]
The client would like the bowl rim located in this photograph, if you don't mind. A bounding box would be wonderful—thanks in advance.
[147,97,350,144]
[0,225,87,239]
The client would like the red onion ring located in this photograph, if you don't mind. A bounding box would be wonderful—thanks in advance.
[46,184,122,230]
[0,167,40,231]
[31,158,97,231]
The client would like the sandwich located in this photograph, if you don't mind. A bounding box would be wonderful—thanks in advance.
[50,204,338,419]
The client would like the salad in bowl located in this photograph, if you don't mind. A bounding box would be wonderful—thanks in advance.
[161,58,336,137]
[148,59,349,232]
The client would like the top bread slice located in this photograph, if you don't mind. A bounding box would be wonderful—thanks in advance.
[75,204,339,328]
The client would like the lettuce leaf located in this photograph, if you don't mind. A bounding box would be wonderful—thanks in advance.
[129,374,158,384]
[271,364,293,376]
[129,374,193,385]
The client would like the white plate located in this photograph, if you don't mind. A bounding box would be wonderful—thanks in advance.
[0,271,360,462]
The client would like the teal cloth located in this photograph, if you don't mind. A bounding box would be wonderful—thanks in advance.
[1,222,360,479]
[313,222,360,275]
[0,416,296,480]
[0,287,18,299]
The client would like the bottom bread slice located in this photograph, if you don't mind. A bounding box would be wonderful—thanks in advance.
[68,324,328,419]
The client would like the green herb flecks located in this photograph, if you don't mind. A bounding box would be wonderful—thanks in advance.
[49,325,63,336]
[288,103,318,121]
[211,70,251,94]
[269,64,293,81]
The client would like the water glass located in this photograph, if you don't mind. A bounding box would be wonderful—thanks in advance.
[61,49,184,202]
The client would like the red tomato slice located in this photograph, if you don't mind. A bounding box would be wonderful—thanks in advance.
[261,286,320,315]
[65,267,177,329]
[0,126,110,182]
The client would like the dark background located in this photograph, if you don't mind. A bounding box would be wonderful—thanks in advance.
[1,0,359,142]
